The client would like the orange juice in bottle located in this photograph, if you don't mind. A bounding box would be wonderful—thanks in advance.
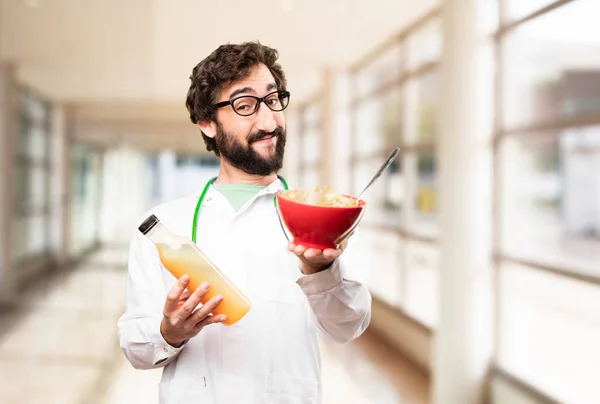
[138,214,251,326]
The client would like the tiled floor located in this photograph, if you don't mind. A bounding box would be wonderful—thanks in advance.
[0,246,429,404]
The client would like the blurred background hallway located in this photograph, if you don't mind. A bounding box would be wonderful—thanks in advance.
[1,0,600,403]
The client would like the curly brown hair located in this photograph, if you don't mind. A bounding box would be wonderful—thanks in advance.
[185,41,287,156]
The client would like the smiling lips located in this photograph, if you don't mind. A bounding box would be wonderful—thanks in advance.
[251,135,275,144]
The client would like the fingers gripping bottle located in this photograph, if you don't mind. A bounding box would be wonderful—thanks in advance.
[138,214,251,326]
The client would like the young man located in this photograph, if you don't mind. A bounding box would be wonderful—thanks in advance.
[117,41,371,404]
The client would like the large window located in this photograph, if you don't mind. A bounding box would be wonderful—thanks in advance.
[502,1,600,129]
[494,1,600,402]
[12,90,52,263]
[499,130,600,274]
[349,8,441,327]
[68,145,102,257]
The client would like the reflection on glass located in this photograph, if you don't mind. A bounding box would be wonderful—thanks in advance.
[14,164,28,213]
[17,94,49,161]
[498,262,600,403]
[404,73,439,144]
[383,89,404,148]
[28,125,48,162]
[12,90,51,264]
[29,165,48,208]
[407,19,442,68]
[410,153,438,235]
[416,73,439,142]
[355,89,403,157]
[404,241,439,327]
[500,127,600,274]
[14,163,49,214]
[502,0,600,128]
[356,44,404,97]
[69,146,102,257]
[354,158,404,227]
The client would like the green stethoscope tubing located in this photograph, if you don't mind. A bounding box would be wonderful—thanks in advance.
[191,175,289,243]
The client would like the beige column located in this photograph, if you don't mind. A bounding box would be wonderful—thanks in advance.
[319,67,355,194]
[0,63,18,302]
[320,68,335,187]
[403,77,419,229]
[49,104,71,269]
[433,0,494,403]
[282,106,302,186]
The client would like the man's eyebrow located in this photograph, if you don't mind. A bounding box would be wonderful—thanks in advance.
[229,86,255,99]
[228,83,278,99]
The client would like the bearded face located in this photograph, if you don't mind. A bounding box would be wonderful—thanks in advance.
[214,121,286,176]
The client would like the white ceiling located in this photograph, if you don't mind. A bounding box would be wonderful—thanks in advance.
[1,0,437,102]
[0,0,437,146]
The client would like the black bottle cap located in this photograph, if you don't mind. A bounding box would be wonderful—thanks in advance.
[138,214,159,235]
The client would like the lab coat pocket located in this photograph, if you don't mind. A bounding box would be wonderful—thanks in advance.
[265,373,321,404]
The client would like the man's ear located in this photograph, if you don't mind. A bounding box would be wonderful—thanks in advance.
[198,121,217,138]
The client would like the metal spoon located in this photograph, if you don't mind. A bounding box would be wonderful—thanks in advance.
[356,147,400,201]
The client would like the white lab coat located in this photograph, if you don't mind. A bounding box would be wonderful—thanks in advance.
[117,177,372,404]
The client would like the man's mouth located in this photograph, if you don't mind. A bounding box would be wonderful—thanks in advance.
[251,134,275,143]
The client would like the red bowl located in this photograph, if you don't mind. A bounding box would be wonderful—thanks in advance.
[275,191,366,250]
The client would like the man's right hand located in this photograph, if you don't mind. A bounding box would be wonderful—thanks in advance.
[160,275,226,347]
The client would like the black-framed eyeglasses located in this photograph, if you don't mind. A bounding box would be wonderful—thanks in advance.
[213,90,291,117]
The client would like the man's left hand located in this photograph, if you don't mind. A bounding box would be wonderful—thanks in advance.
[288,239,349,275]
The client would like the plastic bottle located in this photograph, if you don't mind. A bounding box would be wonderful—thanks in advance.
[138,214,251,326]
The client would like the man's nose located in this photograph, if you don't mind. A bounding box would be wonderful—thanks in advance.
[254,102,277,133]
